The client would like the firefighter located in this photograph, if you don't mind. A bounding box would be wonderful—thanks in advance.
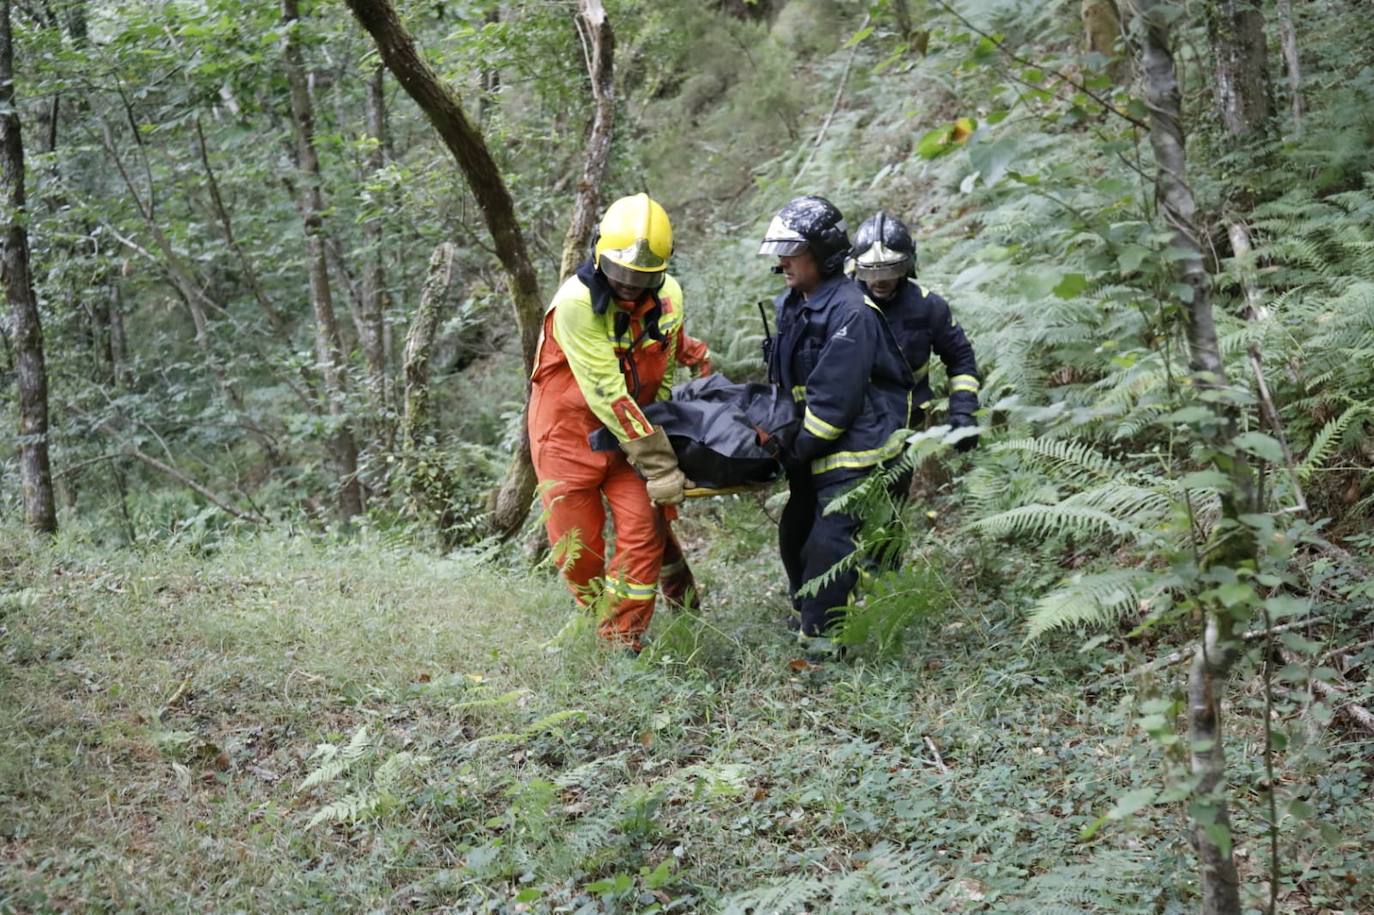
[529,193,704,652]
[758,195,914,656]
[850,211,981,452]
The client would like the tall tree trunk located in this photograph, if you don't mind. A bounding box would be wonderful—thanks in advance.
[1132,2,1256,913]
[559,0,615,283]
[1205,0,1272,138]
[400,242,456,450]
[1274,0,1303,129]
[342,0,545,538]
[1081,0,1125,83]
[1,0,56,534]
[283,0,363,519]
[359,63,390,429]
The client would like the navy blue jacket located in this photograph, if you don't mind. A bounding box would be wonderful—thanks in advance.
[859,278,980,423]
[768,274,913,481]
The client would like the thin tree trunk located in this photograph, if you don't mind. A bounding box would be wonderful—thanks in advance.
[359,63,390,424]
[559,0,615,283]
[1,0,56,534]
[1275,0,1303,129]
[1205,0,1272,138]
[193,116,288,335]
[400,242,456,450]
[283,0,363,520]
[1133,2,1253,912]
[892,0,912,41]
[1229,220,1308,515]
[343,0,546,538]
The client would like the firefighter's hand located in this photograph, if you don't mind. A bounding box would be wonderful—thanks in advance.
[948,413,980,453]
[646,467,690,506]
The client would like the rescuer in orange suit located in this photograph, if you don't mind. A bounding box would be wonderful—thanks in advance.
[529,194,708,652]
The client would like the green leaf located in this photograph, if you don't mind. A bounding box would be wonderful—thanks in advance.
[1116,244,1151,273]
[1233,431,1285,463]
[1214,581,1255,609]
[1204,822,1233,858]
[842,25,873,48]
[968,136,1019,185]
[916,125,954,159]
[1052,272,1087,299]
[1109,787,1156,820]
[1163,406,1214,425]
[1264,594,1310,620]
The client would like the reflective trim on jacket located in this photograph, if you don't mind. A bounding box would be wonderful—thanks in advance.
[767,274,913,480]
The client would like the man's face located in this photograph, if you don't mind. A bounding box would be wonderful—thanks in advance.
[777,252,822,294]
[607,278,649,302]
[866,276,901,302]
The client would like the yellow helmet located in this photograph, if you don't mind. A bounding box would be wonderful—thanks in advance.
[594,193,672,289]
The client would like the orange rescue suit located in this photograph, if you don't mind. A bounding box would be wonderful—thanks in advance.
[529,268,706,648]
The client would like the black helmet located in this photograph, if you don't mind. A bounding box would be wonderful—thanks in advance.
[758,195,851,277]
[851,211,916,282]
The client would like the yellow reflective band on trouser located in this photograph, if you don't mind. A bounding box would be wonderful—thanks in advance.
[791,385,807,403]
[810,435,905,476]
[803,407,845,441]
[606,578,657,601]
[950,374,981,394]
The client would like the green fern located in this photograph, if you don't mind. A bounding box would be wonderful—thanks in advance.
[1299,402,1368,481]
[300,724,373,790]
[1025,569,1156,641]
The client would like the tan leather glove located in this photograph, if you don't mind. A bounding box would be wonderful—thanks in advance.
[621,427,690,506]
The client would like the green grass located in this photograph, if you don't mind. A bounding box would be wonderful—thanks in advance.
[1,503,1369,913]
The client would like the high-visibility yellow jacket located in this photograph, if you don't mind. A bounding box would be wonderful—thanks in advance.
[531,261,701,448]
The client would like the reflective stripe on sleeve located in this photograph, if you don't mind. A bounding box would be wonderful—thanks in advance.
[791,385,807,403]
[611,397,653,439]
[803,407,845,441]
[950,374,981,394]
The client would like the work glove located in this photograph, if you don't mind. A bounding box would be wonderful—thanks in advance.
[621,427,691,506]
[948,412,980,453]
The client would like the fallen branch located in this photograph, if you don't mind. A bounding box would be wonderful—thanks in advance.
[122,446,266,524]
[1090,614,1334,691]
[1279,646,1374,736]
[924,735,949,773]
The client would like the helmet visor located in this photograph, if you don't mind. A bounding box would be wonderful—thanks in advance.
[758,238,810,257]
[758,213,809,257]
[600,256,666,290]
[854,258,912,282]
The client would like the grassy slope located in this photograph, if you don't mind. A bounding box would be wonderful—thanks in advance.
[3,506,1369,913]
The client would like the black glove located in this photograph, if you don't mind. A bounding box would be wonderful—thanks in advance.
[949,413,980,453]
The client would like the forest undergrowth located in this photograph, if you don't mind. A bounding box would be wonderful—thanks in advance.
[2,502,1370,913]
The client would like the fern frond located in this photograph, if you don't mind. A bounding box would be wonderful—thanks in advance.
[1025,569,1153,640]
[992,438,1122,484]
[307,791,378,828]
[971,502,1151,542]
[1299,402,1368,480]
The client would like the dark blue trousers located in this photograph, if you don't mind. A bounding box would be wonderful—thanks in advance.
[779,467,862,636]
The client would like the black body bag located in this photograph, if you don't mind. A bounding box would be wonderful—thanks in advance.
[589,375,799,490]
